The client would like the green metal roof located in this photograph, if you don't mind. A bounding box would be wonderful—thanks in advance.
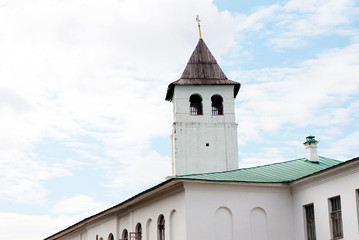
[175,157,342,183]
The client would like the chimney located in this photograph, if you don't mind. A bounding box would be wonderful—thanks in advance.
[303,136,319,162]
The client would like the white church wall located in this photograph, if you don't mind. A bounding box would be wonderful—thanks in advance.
[183,182,294,240]
[250,207,268,240]
[56,217,116,240]
[292,166,359,240]
[172,85,238,175]
[115,189,186,240]
[173,123,238,174]
[59,233,82,240]
[215,207,233,240]
[86,216,117,240]
[54,185,186,240]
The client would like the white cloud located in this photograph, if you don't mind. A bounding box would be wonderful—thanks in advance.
[0,212,84,240]
[233,42,359,165]
[235,4,281,32]
[52,194,110,215]
[0,152,71,204]
[239,147,290,168]
[322,131,359,159]
[234,0,359,48]
[267,37,307,49]
[0,0,237,205]
[106,151,171,191]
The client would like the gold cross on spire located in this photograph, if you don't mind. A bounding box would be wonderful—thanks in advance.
[196,15,202,39]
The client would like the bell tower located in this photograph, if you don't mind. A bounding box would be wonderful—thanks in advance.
[165,37,240,176]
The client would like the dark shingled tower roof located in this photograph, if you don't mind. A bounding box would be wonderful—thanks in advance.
[165,38,241,101]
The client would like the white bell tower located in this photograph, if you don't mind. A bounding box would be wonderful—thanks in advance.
[166,38,240,176]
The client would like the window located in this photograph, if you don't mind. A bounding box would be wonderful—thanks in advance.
[189,94,203,115]
[211,95,223,115]
[121,229,128,240]
[329,196,343,239]
[304,204,316,240]
[158,214,165,240]
[108,233,114,240]
[135,223,142,240]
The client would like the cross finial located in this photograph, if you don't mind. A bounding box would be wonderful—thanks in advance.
[196,15,202,39]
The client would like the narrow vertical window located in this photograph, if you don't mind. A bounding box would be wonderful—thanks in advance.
[189,94,203,115]
[158,214,165,240]
[329,196,343,239]
[304,204,316,240]
[121,229,128,240]
[135,223,142,240]
[211,95,223,115]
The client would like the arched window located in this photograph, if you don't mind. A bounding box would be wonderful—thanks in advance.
[158,214,165,240]
[108,233,114,240]
[189,94,203,115]
[211,95,223,115]
[121,229,128,240]
[136,223,142,240]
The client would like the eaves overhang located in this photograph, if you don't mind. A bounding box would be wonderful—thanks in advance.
[176,178,290,188]
[289,156,359,189]
[44,178,184,240]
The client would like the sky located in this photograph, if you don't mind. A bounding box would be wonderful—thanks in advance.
[0,0,358,239]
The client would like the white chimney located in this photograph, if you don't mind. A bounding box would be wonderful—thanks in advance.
[303,136,319,162]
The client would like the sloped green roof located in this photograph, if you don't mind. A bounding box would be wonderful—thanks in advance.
[175,157,342,183]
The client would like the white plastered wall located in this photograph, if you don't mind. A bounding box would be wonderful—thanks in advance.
[291,166,359,240]
[116,190,186,240]
[171,85,238,175]
[56,187,186,240]
[183,181,295,240]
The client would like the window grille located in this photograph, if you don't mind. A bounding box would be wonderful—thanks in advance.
[211,95,223,115]
[190,103,202,115]
[330,196,343,239]
[304,204,316,240]
[189,94,203,115]
[129,232,138,240]
[211,104,223,115]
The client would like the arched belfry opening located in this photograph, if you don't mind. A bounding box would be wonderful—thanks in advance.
[189,94,203,115]
[211,95,223,115]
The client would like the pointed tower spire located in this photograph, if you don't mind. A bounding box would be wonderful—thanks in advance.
[165,39,240,101]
